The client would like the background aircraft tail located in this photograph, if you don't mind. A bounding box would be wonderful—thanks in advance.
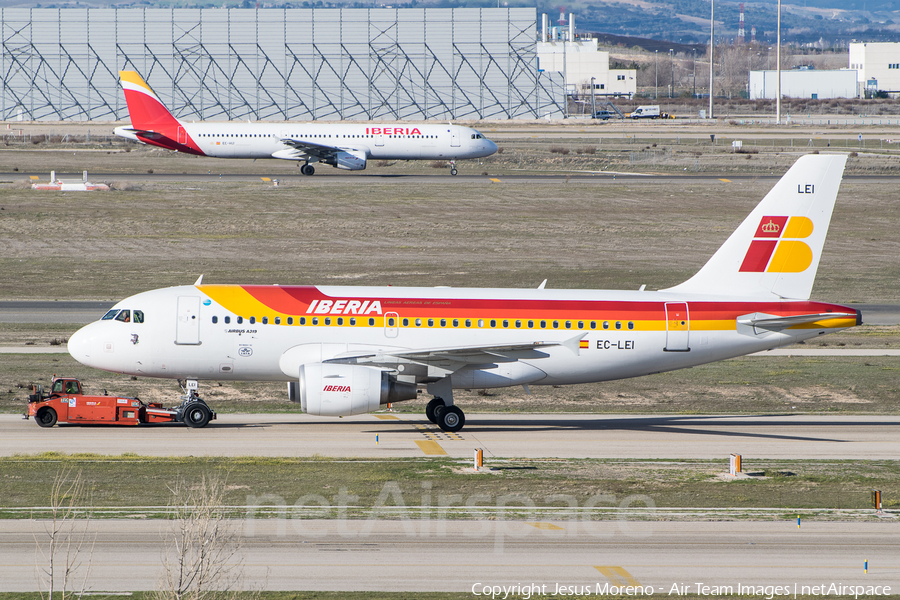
[119,70,180,130]
[117,70,203,155]
[663,154,848,300]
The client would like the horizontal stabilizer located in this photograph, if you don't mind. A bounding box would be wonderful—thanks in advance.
[737,311,860,331]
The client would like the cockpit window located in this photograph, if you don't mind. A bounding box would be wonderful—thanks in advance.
[101,309,118,320]
[133,310,144,324]
[115,310,131,323]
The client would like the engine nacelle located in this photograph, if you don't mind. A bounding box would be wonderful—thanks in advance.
[296,363,417,416]
[325,150,367,171]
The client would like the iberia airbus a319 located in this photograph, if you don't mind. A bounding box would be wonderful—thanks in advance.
[67,154,859,431]
[113,71,497,176]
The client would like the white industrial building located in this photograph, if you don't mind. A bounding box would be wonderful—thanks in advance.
[849,42,900,97]
[748,69,858,100]
[536,13,636,99]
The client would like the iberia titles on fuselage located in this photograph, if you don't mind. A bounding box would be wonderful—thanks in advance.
[113,70,497,175]
[68,154,860,432]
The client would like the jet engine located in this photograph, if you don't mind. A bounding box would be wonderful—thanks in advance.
[324,149,367,171]
[292,363,417,416]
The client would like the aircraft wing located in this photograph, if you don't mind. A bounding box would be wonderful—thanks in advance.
[118,127,165,140]
[277,138,344,161]
[737,312,859,331]
[326,335,585,370]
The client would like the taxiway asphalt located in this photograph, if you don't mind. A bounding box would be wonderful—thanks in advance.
[4,412,899,460]
[2,519,896,592]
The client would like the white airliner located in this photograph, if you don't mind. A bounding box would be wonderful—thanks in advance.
[113,71,497,176]
[68,154,859,431]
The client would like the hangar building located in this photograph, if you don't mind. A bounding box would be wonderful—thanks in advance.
[0,7,565,122]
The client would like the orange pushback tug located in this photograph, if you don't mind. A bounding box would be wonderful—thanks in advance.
[26,377,215,428]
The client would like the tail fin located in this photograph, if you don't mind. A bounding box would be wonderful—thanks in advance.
[664,154,848,300]
[119,71,179,130]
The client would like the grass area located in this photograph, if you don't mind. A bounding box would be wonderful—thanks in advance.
[2,454,897,519]
[3,353,900,415]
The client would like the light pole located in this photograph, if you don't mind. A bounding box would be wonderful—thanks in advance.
[669,49,674,98]
[692,49,696,98]
[709,0,714,118]
[655,50,659,99]
[590,76,596,117]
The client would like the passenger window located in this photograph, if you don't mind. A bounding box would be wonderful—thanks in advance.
[452,319,459,327]
[275,317,281,325]
[440,319,447,327]
[101,309,118,320]
[312,317,318,325]
[565,321,572,329]
[299,317,306,325]
[212,316,218,324]
[349,317,356,325]
[337,317,344,325]
[502,320,509,328]
[515,320,522,328]
[590,321,596,329]
[237,316,243,324]
[490,319,496,327]
[249,317,256,324]
[577,321,584,329]
[552,321,559,329]
[368,318,375,326]
[478,319,484,328]
[465,319,472,327]
[133,310,144,323]
[387,317,395,327]
[415,318,422,326]
[225,316,231,324]
[402,318,409,326]
[324,317,331,325]
[540,320,546,329]
[287,317,293,325]
[628,321,635,330]
[428,319,434,327]
[615,321,622,330]
[527,320,534,328]
[262,317,268,325]
[115,310,131,323]
[603,321,609,330]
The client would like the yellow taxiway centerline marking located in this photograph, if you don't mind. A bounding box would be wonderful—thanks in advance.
[260,177,271,182]
[374,415,399,420]
[490,178,502,183]
[594,566,642,586]
[525,522,564,530]
[415,440,447,455]
[719,178,732,182]
[29,176,39,180]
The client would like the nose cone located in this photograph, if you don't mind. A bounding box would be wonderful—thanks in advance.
[486,139,498,156]
[67,323,97,367]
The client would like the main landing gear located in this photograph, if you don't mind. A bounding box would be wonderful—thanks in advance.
[424,379,465,432]
[300,163,316,176]
[176,379,215,428]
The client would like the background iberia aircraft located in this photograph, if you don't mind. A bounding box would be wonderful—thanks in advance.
[114,70,497,175]
[67,155,859,432]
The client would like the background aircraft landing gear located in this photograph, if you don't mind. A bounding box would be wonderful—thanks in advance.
[301,163,315,176]
[449,161,458,176]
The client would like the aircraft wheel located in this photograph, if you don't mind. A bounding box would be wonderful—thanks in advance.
[437,405,465,433]
[301,164,315,176]
[184,403,211,428]
[36,407,57,428]
[450,168,458,176]
[425,398,445,423]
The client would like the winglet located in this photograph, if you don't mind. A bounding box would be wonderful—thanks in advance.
[194,275,204,286]
[537,279,547,290]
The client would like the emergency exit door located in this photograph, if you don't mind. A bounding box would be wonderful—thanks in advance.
[664,302,690,352]
[176,296,201,345]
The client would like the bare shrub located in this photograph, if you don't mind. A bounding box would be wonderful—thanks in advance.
[375,160,393,168]
[110,181,134,191]
[429,161,446,168]
[32,135,46,145]
[849,152,858,158]
[496,147,504,154]
[549,146,570,155]
[154,475,260,600]
[34,466,95,600]
[579,146,596,155]
[735,147,758,154]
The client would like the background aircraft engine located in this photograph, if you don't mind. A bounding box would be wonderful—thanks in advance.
[296,363,417,416]
[325,150,367,171]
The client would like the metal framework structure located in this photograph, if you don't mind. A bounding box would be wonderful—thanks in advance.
[0,7,565,121]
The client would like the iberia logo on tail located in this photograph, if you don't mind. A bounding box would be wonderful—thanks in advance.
[739,215,814,273]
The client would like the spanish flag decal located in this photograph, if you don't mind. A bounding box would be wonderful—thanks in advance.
[579,340,590,349]
[739,216,814,273]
